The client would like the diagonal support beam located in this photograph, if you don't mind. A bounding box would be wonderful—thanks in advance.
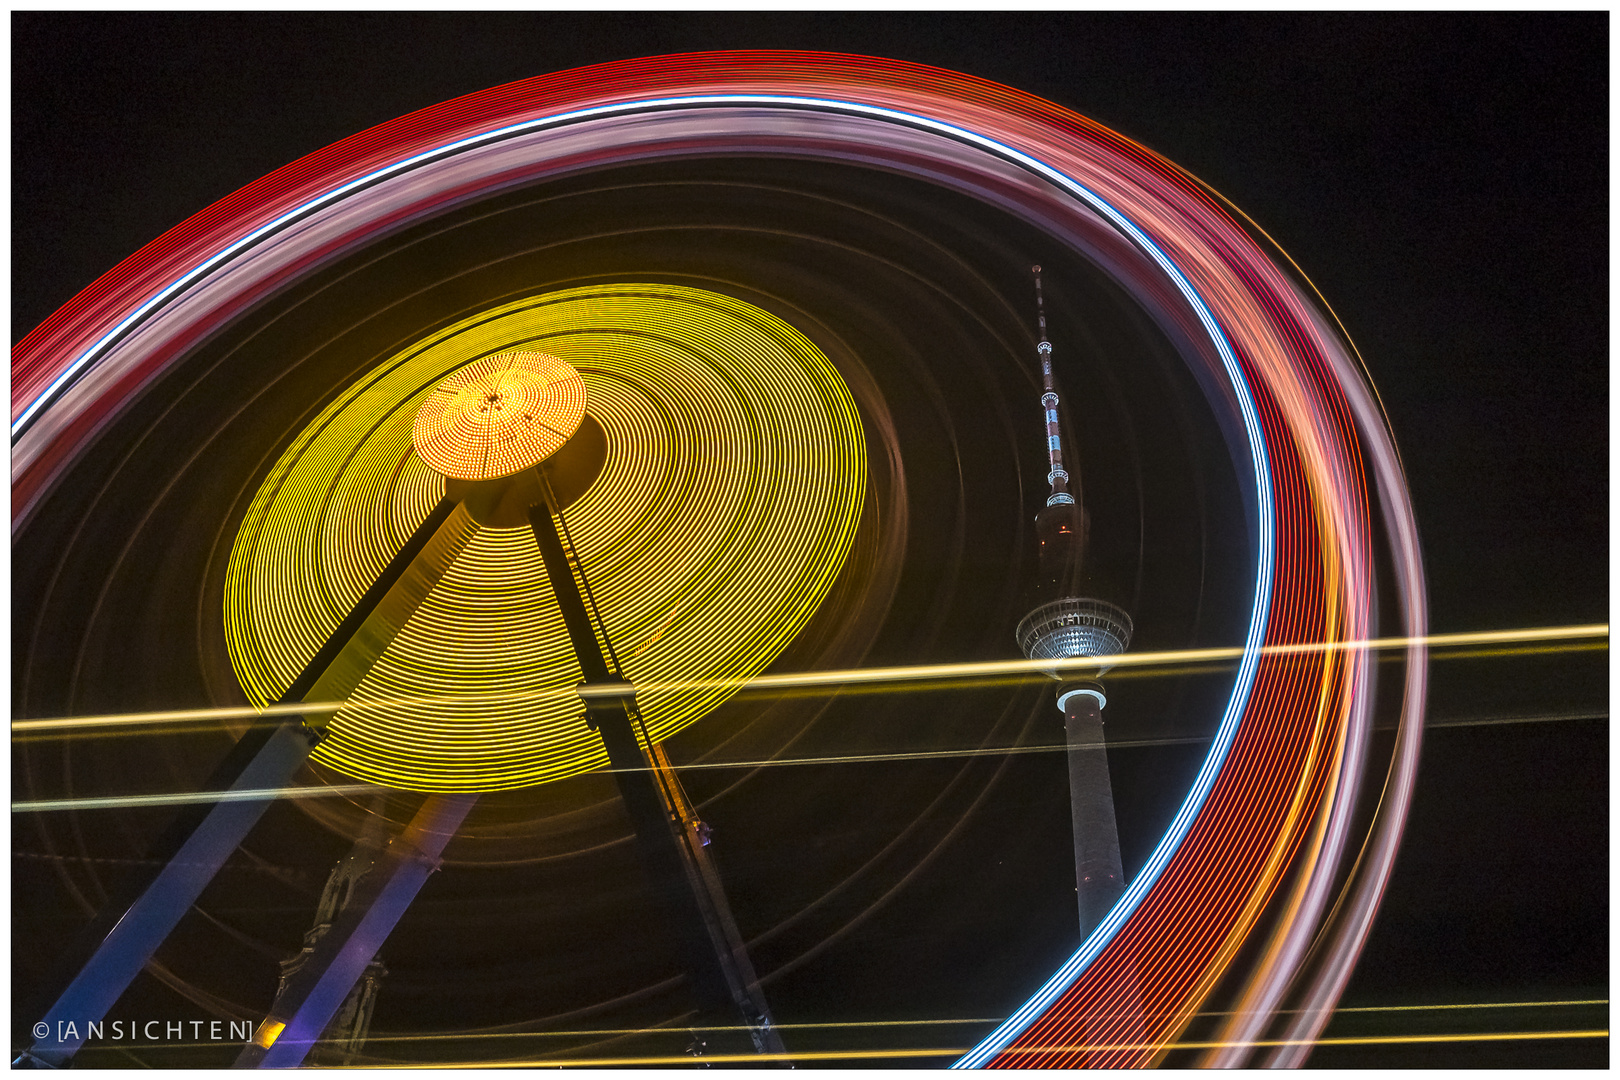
[528,501,786,1060]
[233,792,479,1068]
[18,496,475,1069]
[648,741,787,1056]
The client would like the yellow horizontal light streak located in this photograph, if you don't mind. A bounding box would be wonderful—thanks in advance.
[13,625,1605,736]
[322,1017,1004,1046]
[1422,639,1607,662]
[576,623,1608,701]
[309,1000,1620,1047]
[367,1047,966,1068]
[19,710,1601,811]
[114,1002,1609,1054]
[12,784,378,813]
[1333,998,1607,1014]
[1014,1029,1609,1054]
[357,1028,1607,1068]
[1428,710,1605,730]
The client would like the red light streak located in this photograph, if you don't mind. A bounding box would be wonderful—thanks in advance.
[13,53,1428,1066]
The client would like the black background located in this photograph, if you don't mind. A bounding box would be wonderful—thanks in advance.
[12,12,1608,1067]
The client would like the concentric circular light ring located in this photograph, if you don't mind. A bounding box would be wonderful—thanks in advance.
[12,54,1428,1069]
[224,283,866,794]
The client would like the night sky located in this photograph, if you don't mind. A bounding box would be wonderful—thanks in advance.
[12,12,1607,1068]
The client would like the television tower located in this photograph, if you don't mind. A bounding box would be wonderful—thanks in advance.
[1015,267,1134,940]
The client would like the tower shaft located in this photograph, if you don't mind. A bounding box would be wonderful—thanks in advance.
[1060,689,1126,936]
[1061,687,1142,1066]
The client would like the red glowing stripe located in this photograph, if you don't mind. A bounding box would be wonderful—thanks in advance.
[989,263,1375,1066]
[14,53,1100,421]
[1015,317,1351,1057]
[14,52,1419,1066]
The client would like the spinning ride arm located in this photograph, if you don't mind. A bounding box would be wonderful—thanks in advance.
[18,497,477,1069]
[528,493,787,1059]
[232,791,479,1068]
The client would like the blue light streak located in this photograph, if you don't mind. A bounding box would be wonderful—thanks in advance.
[13,92,1276,1066]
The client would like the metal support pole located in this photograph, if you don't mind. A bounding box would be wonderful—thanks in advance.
[18,496,474,1068]
[234,793,479,1068]
[528,502,785,1060]
[649,743,786,1056]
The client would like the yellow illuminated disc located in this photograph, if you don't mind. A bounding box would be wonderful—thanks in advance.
[411,351,586,480]
[224,284,866,792]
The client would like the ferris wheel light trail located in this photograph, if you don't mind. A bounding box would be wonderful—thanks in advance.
[222,284,865,794]
[13,708,1604,813]
[14,704,1602,815]
[14,52,1436,1067]
[344,1029,1609,1069]
[113,996,1607,1049]
[11,624,1601,737]
[11,785,381,814]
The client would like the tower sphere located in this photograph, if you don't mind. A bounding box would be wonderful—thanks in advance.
[1016,597,1133,674]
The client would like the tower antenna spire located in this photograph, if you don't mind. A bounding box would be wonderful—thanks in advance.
[1032,265,1074,508]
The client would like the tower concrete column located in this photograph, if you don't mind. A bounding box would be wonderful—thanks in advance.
[1016,267,1142,1064]
[1058,683,1126,939]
